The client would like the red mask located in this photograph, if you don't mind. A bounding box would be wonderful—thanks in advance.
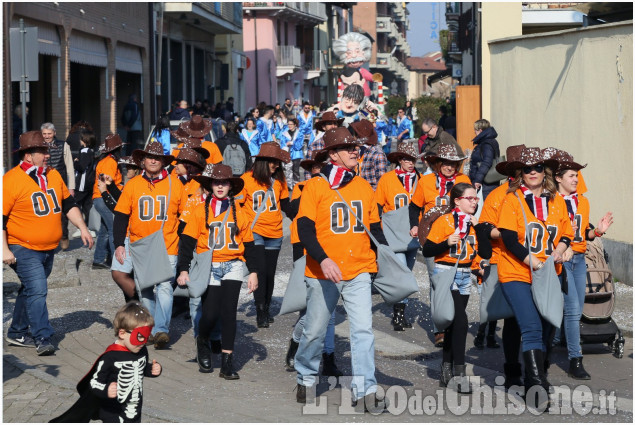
[127,325,153,346]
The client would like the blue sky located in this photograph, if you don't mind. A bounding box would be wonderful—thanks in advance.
[406,1,448,57]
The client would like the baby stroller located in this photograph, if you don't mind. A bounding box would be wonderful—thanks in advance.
[579,238,625,358]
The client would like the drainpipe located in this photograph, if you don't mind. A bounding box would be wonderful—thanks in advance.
[268,59,273,104]
[254,16,259,104]
[156,3,164,114]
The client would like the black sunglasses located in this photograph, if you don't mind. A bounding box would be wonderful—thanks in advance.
[522,164,544,174]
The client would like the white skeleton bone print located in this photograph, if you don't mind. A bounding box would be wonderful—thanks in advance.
[114,357,146,419]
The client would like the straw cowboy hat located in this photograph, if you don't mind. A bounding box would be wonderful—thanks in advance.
[494,144,526,176]
[175,147,206,169]
[98,133,126,154]
[255,141,291,164]
[132,141,175,166]
[349,119,378,146]
[17,131,51,151]
[180,115,213,138]
[175,135,211,159]
[118,156,141,169]
[545,148,587,174]
[193,163,244,195]
[314,111,344,132]
[387,142,421,164]
[423,142,468,163]
[503,147,559,175]
[314,127,362,162]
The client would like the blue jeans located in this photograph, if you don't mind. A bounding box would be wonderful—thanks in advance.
[93,197,114,263]
[395,238,419,304]
[252,233,283,250]
[295,273,376,400]
[501,281,552,352]
[139,255,177,335]
[293,309,336,354]
[561,253,587,359]
[432,266,473,295]
[7,245,55,341]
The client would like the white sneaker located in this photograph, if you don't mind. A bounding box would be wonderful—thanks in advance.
[71,230,81,239]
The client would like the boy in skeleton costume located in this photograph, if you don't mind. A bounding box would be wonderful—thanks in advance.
[51,302,162,423]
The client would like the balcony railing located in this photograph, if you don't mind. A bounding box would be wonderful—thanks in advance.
[305,50,326,71]
[446,2,460,17]
[377,16,391,32]
[276,45,301,68]
[375,52,391,68]
[243,2,327,21]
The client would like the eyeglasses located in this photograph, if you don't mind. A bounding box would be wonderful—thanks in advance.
[338,145,360,154]
[457,196,479,202]
[422,127,435,136]
[522,164,545,174]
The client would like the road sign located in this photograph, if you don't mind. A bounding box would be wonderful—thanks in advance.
[10,26,39,82]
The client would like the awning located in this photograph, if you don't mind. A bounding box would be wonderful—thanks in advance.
[69,31,108,67]
[115,43,142,74]
[11,17,60,57]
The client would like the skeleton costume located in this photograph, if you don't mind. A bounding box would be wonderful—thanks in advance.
[50,343,159,423]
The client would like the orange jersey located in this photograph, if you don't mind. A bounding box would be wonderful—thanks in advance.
[497,189,574,283]
[289,181,306,245]
[180,191,206,225]
[411,172,471,214]
[93,155,123,199]
[182,202,254,263]
[577,170,587,195]
[4,166,70,251]
[558,193,591,254]
[114,175,187,255]
[426,213,478,267]
[298,176,379,280]
[238,172,289,239]
[478,181,509,265]
[375,170,417,213]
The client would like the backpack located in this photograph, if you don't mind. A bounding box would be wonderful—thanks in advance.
[223,143,247,176]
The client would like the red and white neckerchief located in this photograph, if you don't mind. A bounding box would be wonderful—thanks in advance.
[395,166,417,193]
[521,184,550,221]
[323,161,355,189]
[452,207,471,239]
[436,173,456,197]
[20,161,48,191]
[561,192,579,221]
[142,169,168,188]
[210,195,229,217]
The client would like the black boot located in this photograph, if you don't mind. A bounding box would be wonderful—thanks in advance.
[256,304,269,328]
[219,352,240,380]
[568,357,591,380]
[450,364,472,394]
[265,302,274,324]
[196,336,212,373]
[487,335,500,348]
[210,339,222,354]
[474,327,485,350]
[504,362,524,389]
[523,350,550,411]
[321,352,343,377]
[285,339,299,370]
[402,303,413,328]
[391,303,406,331]
[439,361,453,387]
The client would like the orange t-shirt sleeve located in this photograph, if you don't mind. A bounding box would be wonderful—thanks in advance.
[205,142,223,164]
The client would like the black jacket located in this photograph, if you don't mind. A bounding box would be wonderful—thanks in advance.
[469,127,500,185]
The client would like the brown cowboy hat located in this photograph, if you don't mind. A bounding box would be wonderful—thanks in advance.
[314,127,361,162]
[170,126,190,139]
[98,133,126,154]
[387,142,421,164]
[314,111,344,132]
[503,147,559,175]
[255,141,291,164]
[424,142,467,163]
[299,151,326,173]
[180,115,213,138]
[118,156,141,168]
[18,131,51,151]
[544,148,587,174]
[495,144,526,176]
[175,135,211,159]
[175,147,206,169]
[132,141,175,166]
[349,119,378,146]
[193,163,244,195]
